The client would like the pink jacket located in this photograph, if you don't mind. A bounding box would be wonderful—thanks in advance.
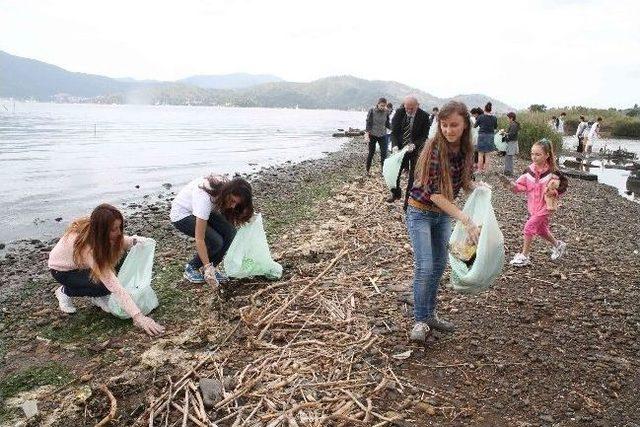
[514,163,561,216]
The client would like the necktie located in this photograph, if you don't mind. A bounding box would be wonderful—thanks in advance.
[403,115,412,146]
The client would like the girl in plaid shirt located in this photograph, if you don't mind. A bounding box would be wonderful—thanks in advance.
[406,101,485,342]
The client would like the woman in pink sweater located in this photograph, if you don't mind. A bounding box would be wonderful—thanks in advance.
[501,139,568,267]
[48,204,164,336]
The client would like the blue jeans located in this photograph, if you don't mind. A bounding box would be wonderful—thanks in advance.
[406,206,452,321]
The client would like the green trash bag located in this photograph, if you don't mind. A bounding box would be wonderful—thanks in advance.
[382,147,409,189]
[448,188,505,294]
[223,213,283,279]
[494,133,507,152]
[107,237,159,319]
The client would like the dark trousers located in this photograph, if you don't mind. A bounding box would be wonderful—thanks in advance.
[173,211,236,269]
[366,135,389,172]
[51,256,125,297]
[391,152,416,210]
[577,136,584,153]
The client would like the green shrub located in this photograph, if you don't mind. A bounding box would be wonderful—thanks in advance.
[612,120,640,138]
[498,112,563,160]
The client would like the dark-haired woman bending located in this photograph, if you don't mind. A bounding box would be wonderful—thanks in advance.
[170,176,254,287]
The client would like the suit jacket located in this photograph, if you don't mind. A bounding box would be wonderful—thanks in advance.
[391,107,430,159]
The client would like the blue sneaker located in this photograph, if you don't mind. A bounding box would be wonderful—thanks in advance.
[183,264,205,283]
[215,270,229,284]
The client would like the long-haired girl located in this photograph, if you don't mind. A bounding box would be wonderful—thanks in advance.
[406,101,483,341]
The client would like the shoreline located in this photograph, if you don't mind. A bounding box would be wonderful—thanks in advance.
[1,140,639,425]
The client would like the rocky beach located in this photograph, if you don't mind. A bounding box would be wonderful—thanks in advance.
[1,138,639,426]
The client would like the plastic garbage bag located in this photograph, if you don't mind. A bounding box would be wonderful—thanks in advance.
[448,188,505,294]
[471,126,479,147]
[494,133,507,152]
[382,147,409,189]
[223,213,283,279]
[108,236,159,319]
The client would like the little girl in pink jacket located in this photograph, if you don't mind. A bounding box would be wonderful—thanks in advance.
[501,139,568,267]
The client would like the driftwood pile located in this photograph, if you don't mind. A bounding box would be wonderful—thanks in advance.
[140,180,432,426]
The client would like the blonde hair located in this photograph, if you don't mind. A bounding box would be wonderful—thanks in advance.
[414,101,474,200]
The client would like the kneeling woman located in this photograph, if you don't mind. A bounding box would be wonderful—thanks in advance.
[406,101,481,342]
[48,204,165,337]
[170,175,253,287]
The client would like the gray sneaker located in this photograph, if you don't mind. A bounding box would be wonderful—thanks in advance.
[409,322,430,342]
[426,313,456,333]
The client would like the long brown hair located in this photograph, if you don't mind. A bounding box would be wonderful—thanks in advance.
[533,139,558,173]
[200,176,254,225]
[414,101,474,200]
[66,204,125,282]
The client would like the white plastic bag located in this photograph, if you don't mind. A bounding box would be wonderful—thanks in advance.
[223,213,283,279]
[107,237,159,319]
[448,188,505,294]
[382,147,409,190]
[494,133,507,152]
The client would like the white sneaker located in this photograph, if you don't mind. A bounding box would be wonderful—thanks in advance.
[55,286,76,314]
[509,253,531,267]
[409,322,430,342]
[89,296,110,312]
[551,240,567,261]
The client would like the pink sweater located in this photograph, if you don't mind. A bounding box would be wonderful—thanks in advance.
[48,234,141,318]
[514,163,560,216]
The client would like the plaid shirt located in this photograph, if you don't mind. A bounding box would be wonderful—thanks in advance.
[410,148,465,206]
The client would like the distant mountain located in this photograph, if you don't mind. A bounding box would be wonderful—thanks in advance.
[451,94,513,114]
[0,50,133,99]
[0,50,514,111]
[179,73,283,89]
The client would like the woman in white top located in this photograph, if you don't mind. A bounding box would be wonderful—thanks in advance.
[170,176,253,287]
[585,117,602,154]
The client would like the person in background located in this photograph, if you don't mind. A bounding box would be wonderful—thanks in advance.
[388,95,431,206]
[427,107,439,140]
[365,97,391,175]
[585,117,602,155]
[503,112,520,176]
[386,102,394,153]
[473,102,498,173]
[549,116,559,132]
[557,112,566,134]
[575,115,588,153]
[470,107,482,168]
[48,204,165,337]
[171,176,254,287]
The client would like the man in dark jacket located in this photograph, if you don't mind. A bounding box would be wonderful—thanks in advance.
[388,96,430,208]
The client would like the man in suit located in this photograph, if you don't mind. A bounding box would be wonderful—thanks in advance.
[388,95,430,208]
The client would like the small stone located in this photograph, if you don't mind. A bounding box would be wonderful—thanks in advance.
[54,217,63,222]
[135,185,140,189]
[199,378,224,409]
[415,401,436,415]
[21,400,38,418]
[80,374,93,382]
[539,414,554,423]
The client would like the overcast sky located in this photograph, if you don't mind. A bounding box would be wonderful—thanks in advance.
[1,0,638,109]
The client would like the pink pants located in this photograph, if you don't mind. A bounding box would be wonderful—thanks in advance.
[523,214,551,238]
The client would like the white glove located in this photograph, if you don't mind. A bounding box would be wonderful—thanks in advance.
[204,264,220,289]
[391,146,399,154]
[405,143,416,153]
[133,314,165,336]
